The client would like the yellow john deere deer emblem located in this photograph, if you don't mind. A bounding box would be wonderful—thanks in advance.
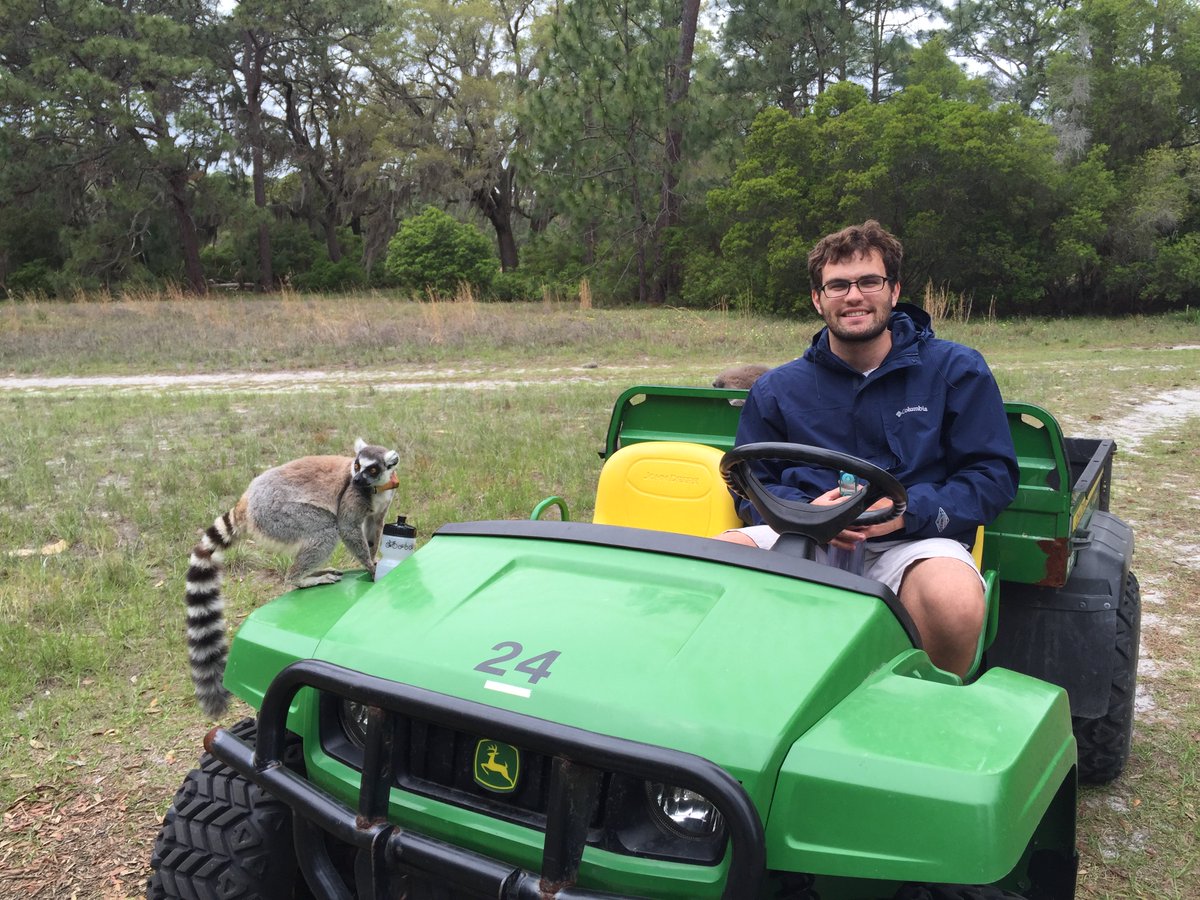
[473,739,520,793]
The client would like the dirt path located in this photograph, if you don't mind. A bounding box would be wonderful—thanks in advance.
[0,365,677,395]
[1102,386,1200,452]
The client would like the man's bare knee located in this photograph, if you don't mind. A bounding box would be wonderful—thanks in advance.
[714,530,758,547]
[899,557,985,677]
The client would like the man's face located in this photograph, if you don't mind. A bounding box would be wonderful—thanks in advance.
[811,250,900,344]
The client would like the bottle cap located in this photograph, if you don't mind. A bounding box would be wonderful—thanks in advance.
[838,471,858,495]
[383,515,414,536]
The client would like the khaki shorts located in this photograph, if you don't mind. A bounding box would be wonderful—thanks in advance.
[727,526,984,596]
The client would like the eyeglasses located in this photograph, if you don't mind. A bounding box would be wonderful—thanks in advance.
[819,275,892,298]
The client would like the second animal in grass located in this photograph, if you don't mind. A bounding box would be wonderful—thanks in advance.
[185,439,400,717]
[712,363,770,390]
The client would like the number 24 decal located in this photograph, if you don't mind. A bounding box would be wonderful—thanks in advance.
[474,641,561,684]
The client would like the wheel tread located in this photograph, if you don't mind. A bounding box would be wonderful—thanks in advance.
[146,718,303,899]
[1073,571,1141,784]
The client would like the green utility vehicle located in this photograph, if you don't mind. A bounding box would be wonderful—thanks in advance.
[148,385,1138,900]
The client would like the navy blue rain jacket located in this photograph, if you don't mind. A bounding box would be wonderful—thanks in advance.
[733,303,1018,545]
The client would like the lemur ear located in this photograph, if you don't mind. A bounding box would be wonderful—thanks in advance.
[385,450,400,468]
[354,437,367,454]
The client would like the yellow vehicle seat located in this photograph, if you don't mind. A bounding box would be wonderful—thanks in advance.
[592,441,743,537]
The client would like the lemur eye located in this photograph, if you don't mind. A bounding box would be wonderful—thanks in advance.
[368,465,380,476]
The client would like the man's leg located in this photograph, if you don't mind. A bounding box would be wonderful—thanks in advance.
[715,526,778,548]
[897,556,985,678]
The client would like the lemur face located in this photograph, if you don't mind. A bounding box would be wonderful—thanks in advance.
[352,442,400,487]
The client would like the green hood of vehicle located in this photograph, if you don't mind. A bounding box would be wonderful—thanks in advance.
[227,521,914,791]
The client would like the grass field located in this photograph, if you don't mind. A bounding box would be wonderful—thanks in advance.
[1,296,1198,898]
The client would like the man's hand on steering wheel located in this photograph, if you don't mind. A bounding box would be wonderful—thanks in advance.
[721,443,908,550]
[811,487,907,550]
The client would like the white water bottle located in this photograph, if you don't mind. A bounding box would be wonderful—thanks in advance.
[375,516,416,581]
[828,472,866,575]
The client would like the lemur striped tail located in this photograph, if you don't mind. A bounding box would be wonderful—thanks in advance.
[186,511,241,717]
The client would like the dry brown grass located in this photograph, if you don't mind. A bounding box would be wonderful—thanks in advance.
[0,293,829,378]
[921,283,996,324]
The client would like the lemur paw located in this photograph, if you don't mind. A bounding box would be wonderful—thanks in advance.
[296,570,343,587]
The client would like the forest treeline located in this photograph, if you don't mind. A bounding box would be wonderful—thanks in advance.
[1,0,1197,314]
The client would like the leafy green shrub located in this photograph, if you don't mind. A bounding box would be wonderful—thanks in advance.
[199,242,246,284]
[384,207,498,295]
[518,223,641,303]
[1145,233,1200,306]
[488,270,541,301]
[368,258,397,288]
[269,221,325,284]
[4,259,55,297]
[293,257,367,292]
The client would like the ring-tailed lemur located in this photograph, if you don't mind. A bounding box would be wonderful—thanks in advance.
[185,438,400,717]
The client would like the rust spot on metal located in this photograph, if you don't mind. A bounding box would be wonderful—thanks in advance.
[1035,537,1070,587]
[355,813,389,830]
[538,879,569,899]
[202,725,222,754]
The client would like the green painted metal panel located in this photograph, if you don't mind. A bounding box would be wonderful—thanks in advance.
[983,403,1073,585]
[224,570,371,712]
[604,385,747,457]
[765,654,1076,885]
[287,532,912,811]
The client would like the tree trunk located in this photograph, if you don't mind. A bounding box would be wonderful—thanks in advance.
[631,166,650,303]
[584,220,597,266]
[869,1,884,103]
[473,163,520,271]
[651,0,701,303]
[245,34,273,291]
[282,83,342,265]
[166,169,207,295]
[494,218,519,272]
[324,207,342,262]
[243,30,273,292]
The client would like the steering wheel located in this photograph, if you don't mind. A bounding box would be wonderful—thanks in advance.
[720,443,907,550]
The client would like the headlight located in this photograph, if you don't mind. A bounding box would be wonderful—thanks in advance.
[339,698,371,749]
[646,781,725,839]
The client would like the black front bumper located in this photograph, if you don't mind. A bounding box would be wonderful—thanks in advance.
[206,659,766,900]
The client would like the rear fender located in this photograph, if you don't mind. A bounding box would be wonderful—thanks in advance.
[989,511,1134,717]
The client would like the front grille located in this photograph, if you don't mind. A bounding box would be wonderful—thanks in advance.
[221,662,762,898]
[400,717,605,828]
[322,696,605,831]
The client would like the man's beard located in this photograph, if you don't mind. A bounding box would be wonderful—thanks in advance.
[824,311,890,343]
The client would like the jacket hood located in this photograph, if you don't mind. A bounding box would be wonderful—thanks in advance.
[803,302,933,375]
[808,301,933,354]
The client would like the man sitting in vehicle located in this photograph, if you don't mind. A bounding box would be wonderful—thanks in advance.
[717,220,1018,678]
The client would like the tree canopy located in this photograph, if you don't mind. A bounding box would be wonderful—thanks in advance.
[1,0,1197,313]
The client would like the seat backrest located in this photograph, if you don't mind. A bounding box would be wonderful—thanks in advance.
[603,385,746,458]
[592,441,743,537]
[964,524,998,682]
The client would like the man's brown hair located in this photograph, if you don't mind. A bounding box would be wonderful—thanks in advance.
[807,220,903,290]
